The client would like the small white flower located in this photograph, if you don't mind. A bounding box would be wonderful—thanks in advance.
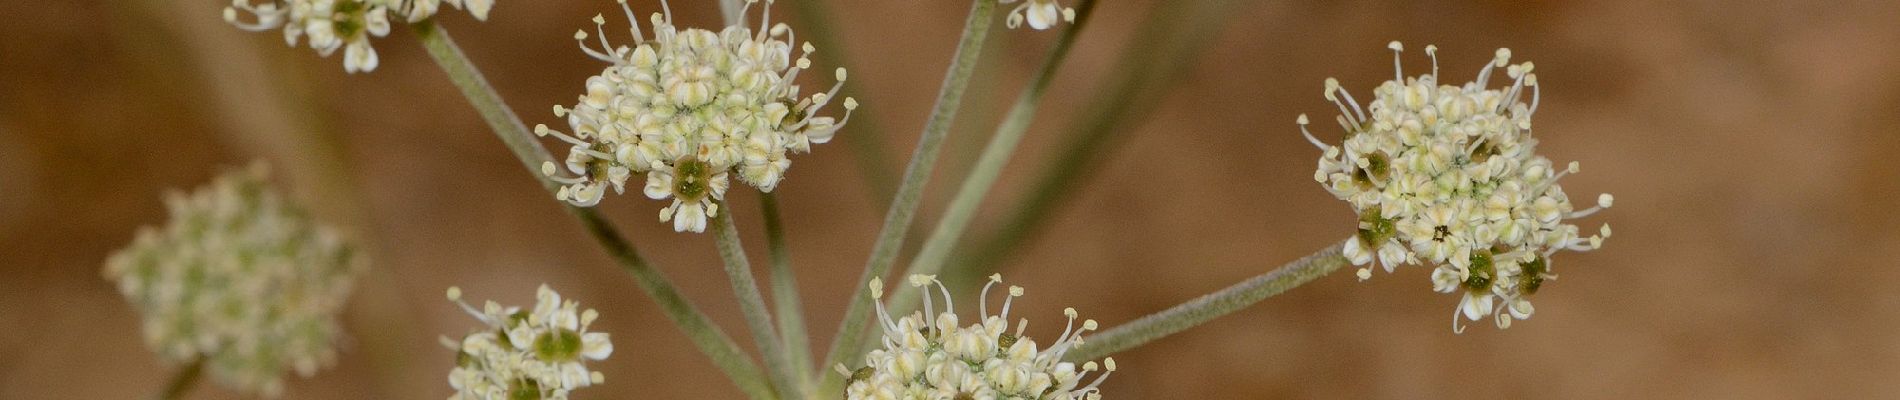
[1298,43,1612,332]
[1003,0,1077,30]
[443,284,611,400]
[224,0,495,73]
[841,274,1115,400]
[103,164,365,397]
[538,0,857,232]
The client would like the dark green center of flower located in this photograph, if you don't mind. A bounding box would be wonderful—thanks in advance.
[331,2,365,37]
[1352,151,1392,188]
[1462,250,1495,291]
[509,379,544,400]
[534,328,585,362]
[847,365,874,384]
[496,311,531,348]
[1520,256,1548,295]
[1470,140,1500,164]
[997,333,1019,350]
[455,351,477,368]
[673,159,713,202]
[1356,211,1397,245]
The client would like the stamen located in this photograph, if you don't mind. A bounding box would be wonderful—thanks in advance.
[616,0,644,43]
[1297,114,1328,150]
[1451,302,1467,334]
[979,274,1002,318]
[593,15,616,58]
[575,30,618,63]
[1527,74,1541,116]
[1388,41,1404,82]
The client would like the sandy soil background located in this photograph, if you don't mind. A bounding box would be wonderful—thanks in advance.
[4,0,1899,398]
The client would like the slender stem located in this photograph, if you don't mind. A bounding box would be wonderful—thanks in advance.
[886,0,1099,319]
[760,193,814,395]
[788,0,899,207]
[710,211,798,399]
[947,0,1243,285]
[409,20,775,400]
[153,358,203,400]
[818,0,1001,394]
[1063,245,1349,362]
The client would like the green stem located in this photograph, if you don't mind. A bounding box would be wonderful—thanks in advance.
[789,0,899,206]
[947,0,1243,285]
[818,0,1001,394]
[760,193,814,396]
[410,20,774,400]
[887,0,1099,319]
[153,358,203,400]
[1063,245,1349,362]
[710,210,798,399]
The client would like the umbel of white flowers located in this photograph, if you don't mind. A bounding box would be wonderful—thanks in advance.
[537,0,857,233]
[103,164,365,397]
[1299,42,1613,333]
[442,285,613,400]
[224,0,497,73]
[840,274,1114,400]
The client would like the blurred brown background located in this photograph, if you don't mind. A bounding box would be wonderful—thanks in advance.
[4,0,1899,398]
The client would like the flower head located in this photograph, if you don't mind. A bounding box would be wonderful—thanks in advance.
[537,0,857,232]
[223,0,496,73]
[841,274,1115,400]
[1299,42,1613,332]
[103,164,364,397]
[1003,0,1076,30]
[442,285,613,400]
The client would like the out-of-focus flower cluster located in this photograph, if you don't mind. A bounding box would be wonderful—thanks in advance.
[442,285,613,400]
[841,274,1114,400]
[537,0,856,232]
[1299,42,1613,332]
[1002,0,1076,30]
[223,0,496,73]
[103,164,364,397]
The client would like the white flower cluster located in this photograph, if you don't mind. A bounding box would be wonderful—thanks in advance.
[841,274,1114,400]
[537,0,857,233]
[103,164,364,397]
[442,285,613,400]
[223,0,496,73]
[1298,42,1613,332]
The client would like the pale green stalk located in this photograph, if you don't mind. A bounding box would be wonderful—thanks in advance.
[788,0,899,205]
[948,0,1243,285]
[153,358,202,400]
[410,20,774,400]
[709,211,799,399]
[886,0,1100,319]
[1063,245,1349,362]
[818,0,1001,395]
[760,193,814,395]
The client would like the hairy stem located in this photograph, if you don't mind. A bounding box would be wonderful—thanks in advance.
[760,193,814,396]
[152,358,202,400]
[887,0,1099,319]
[710,211,799,399]
[818,0,1001,395]
[410,20,774,400]
[948,0,1243,285]
[1063,245,1349,362]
